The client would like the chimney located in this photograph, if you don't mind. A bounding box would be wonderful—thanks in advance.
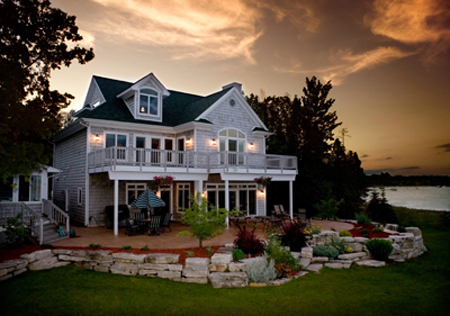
[222,82,242,94]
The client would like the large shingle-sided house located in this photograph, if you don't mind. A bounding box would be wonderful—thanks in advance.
[53,73,297,235]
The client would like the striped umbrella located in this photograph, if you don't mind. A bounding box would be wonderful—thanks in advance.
[130,189,166,208]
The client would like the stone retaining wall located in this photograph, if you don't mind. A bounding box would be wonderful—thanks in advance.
[0,226,427,288]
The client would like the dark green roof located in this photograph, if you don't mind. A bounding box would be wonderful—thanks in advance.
[81,76,231,126]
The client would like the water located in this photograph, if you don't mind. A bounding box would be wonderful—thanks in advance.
[365,186,450,212]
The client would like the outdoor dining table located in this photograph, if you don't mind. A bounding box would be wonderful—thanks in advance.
[141,218,161,236]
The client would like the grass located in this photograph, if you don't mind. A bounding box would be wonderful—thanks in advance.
[1,208,449,316]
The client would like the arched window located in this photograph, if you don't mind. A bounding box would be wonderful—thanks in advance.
[219,129,245,165]
[139,88,158,116]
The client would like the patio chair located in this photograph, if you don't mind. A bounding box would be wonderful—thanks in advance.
[148,215,162,235]
[161,213,172,233]
[125,218,142,236]
[297,208,310,224]
[275,205,290,220]
[134,213,148,234]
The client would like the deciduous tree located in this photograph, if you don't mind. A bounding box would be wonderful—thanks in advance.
[0,0,94,181]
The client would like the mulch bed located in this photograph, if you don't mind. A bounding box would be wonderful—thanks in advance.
[349,223,395,238]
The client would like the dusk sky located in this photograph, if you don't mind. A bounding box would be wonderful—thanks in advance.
[50,0,450,176]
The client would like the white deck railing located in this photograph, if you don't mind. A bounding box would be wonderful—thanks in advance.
[42,199,70,236]
[88,147,297,173]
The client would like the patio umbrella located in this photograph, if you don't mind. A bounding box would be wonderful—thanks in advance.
[130,189,166,208]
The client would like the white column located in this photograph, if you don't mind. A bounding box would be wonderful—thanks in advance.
[114,179,119,236]
[225,179,229,228]
[196,180,203,198]
[289,180,294,219]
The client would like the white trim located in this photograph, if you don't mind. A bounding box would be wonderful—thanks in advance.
[116,73,170,99]
[82,77,106,109]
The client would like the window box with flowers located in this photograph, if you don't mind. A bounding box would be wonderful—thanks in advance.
[154,175,174,186]
[254,177,272,190]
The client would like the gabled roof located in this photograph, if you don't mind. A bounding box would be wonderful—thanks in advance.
[80,76,231,127]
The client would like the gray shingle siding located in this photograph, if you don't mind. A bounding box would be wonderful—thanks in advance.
[53,129,87,225]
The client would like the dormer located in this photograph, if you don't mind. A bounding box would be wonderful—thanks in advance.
[116,73,170,122]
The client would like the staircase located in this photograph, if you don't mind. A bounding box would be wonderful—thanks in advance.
[41,221,69,244]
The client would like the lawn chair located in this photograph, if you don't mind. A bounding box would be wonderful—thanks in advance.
[148,215,161,235]
[297,208,309,224]
[161,213,172,233]
[277,205,290,220]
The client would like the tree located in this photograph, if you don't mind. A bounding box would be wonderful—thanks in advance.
[177,193,236,249]
[0,0,94,181]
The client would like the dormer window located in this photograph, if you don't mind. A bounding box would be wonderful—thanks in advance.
[139,88,158,116]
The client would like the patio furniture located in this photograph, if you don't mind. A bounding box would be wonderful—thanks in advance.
[161,213,172,233]
[125,218,142,236]
[274,205,289,220]
[104,205,130,228]
[297,208,310,224]
[148,215,161,235]
[134,213,148,233]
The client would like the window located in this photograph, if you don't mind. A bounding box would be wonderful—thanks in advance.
[139,88,158,116]
[18,175,41,202]
[219,129,246,165]
[105,133,127,160]
[177,183,190,211]
[127,183,146,205]
[0,177,13,202]
[77,189,82,206]
[205,183,257,215]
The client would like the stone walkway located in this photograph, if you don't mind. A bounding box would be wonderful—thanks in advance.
[52,219,354,250]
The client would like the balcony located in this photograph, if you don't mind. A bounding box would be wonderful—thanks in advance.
[88,147,297,176]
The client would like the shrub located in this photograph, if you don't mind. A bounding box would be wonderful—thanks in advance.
[326,239,352,254]
[303,224,322,236]
[355,213,372,225]
[234,224,265,255]
[265,236,300,278]
[365,238,393,261]
[41,243,55,249]
[279,220,307,252]
[205,247,215,255]
[366,191,398,224]
[140,245,149,251]
[339,230,352,237]
[122,245,132,250]
[4,212,25,248]
[313,245,339,259]
[185,250,194,257]
[232,248,245,261]
[360,228,369,237]
[372,227,384,233]
[89,243,101,249]
[246,255,277,283]
[397,226,407,233]
[314,198,343,219]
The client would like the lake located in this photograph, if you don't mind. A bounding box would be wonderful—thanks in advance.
[365,186,450,212]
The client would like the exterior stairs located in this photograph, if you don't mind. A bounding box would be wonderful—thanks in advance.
[40,220,69,244]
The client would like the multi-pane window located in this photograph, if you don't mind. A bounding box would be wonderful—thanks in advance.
[219,129,245,165]
[105,133,127,160]
[177,183,190,211]
[139,88,158,116]
[205,183,256,214]
[18,175,41,202]
[127,183,146,205]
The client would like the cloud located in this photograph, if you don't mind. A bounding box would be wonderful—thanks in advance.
[399,166,420,170]
[364,0,450,62]
[277,46,414,84]
[436,143,450,152]
[361,154,369,158]
[90,0,263,63]
[364,169,395,175]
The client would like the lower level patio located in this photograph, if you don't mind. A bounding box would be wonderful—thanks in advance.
[51,219,354,250]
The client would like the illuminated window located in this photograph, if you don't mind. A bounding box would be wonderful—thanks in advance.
[139,88,158,116]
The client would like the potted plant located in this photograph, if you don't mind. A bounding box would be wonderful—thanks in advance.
[154,175,174,186]
[254,177,272,191]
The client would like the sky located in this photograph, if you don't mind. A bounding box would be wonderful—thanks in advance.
[49,0,450,176]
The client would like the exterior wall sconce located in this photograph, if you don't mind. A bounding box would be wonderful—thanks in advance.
[249,142,254,149]
[186,137,191,144]
[94,134,100,142]
[211,139,216,145]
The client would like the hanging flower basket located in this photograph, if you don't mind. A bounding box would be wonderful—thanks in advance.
[254,177,272,188]
[154,175,174,186]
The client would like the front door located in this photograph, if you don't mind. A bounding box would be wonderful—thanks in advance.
[160,187,172,215]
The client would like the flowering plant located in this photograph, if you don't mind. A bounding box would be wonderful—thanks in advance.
[154,175,174,185]
[254,177,272,186]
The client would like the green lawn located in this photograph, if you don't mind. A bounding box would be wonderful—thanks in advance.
[1,209,450,316]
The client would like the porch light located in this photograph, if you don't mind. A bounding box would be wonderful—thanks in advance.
[186,137,191,144]
[211,139,216,145]
[94,134,100,142]
[249,142,254,149]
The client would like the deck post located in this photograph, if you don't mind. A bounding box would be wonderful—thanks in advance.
[225,179,229,228]
[289,180,294,219]
[114,179,119,236]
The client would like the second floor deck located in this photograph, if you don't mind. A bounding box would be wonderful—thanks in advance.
[88,147,297,175]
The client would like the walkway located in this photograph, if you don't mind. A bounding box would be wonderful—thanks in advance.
[52,219,354,250]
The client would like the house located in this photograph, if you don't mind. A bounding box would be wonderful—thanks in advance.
[53,73,297,235]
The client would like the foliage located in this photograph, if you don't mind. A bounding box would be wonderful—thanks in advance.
[360,228,369,237]
[303,224,322,236]
[355,213,372,225]
[397,226,407,233]
[234,224,265,255]
[326,239,353,254]
[313,245,339,259]
[372,227,384,233]
[184,251,194,257]
[177,193,233,249]
[279,220,307,252]
[40,243,55,249]
[153,175,174,185]
[366,191,398,224]
[121,245,132,250]
[365,238,394,261]
[0,0,94,180]
[245,255,277,283]
[205,247,215,255]
[265,235,300,278]
[89,244,101,249]
[339,230,352,237]
[140,245,149,251]
[254,177,272,186]
[314,197,343,219]
[4,212,25,248]
[231,248,245,261]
